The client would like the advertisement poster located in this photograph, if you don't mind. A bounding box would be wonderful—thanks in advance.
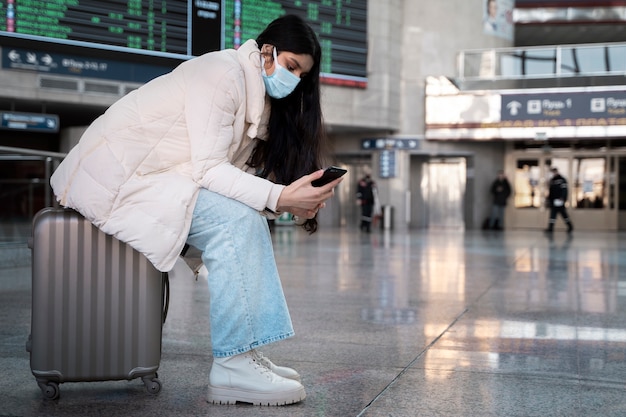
[483,0,514,40]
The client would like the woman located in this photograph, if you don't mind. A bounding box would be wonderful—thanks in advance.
[50,15,340,406]
[484,0,498,33]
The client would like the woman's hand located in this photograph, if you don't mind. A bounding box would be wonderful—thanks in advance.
[276,169,344,219]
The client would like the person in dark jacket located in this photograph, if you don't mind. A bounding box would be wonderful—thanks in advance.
[488,170,511,230]
[545,167,573,234]
[356,175,376,232]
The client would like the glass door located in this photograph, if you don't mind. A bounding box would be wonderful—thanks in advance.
[572,157,606,209]
[618,157,626,229]
[509,152,618,231]
[514,159,541,209]
[510,157,545,229]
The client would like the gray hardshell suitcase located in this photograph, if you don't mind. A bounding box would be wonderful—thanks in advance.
[26,207,169,400]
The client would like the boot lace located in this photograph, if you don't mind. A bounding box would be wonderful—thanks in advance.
[251,349,275,370]
[248,350,273,376]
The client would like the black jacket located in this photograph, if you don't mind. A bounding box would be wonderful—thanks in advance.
[548,174,568,202]
[491,178,511,206]
[357,177,375,204]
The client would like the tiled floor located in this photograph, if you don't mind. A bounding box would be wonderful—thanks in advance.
[2,226,626,416]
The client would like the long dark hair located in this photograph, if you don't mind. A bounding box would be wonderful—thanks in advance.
[250,14,328,233]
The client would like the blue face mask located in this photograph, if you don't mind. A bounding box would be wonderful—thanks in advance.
[262,48,301,99]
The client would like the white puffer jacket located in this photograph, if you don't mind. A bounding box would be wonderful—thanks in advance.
[50,40,285,272]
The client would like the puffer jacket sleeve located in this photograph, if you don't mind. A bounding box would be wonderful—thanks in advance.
[183,53,284,212]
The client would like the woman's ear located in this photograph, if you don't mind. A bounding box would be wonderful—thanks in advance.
[261,44,275,73]
[261,44,275,58]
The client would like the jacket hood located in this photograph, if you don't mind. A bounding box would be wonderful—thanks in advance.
[237,39,270,141]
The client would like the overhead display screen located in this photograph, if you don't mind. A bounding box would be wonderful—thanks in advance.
[0,0,367,86]
[223,0,367,86]
[0,0,214,56]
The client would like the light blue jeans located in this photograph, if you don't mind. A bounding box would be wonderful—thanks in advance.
[186,189,294,358]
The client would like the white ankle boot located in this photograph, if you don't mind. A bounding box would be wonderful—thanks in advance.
[251,350,301,382]
[207,351,306,406]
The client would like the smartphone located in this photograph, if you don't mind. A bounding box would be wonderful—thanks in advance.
[311,166,347,187]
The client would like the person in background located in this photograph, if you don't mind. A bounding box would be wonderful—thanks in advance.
[488,170,511,230]
[545,167,574,234]
[356,174,376,232]
[50,15,341,406]
[484,0,498,33]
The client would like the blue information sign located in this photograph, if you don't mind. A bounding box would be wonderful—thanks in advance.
[501,91,626,125]
[0,112,59,133]
[2,47,173,83]
[379,149,397,179]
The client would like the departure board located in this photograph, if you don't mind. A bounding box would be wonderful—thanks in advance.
[0,0,367,84]
[0,0,203,56]
[223,0,367,83]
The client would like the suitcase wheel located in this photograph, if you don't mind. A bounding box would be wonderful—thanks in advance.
[38,380,60,400]
[142,375,162,394]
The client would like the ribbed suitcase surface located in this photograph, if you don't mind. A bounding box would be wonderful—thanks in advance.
[28,208,166,399]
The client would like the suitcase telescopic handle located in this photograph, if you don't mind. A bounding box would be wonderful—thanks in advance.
[162,273,170,325]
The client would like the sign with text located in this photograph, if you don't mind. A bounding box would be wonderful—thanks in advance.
[425,90,626,140]
[2,47,172,83]
[501,91,626,127]
[0,0,367,87]
[0,112,59,132]
[379,149,397,179]
[361,138,420,150]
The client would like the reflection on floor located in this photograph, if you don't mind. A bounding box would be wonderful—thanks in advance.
[2,227,626,416]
